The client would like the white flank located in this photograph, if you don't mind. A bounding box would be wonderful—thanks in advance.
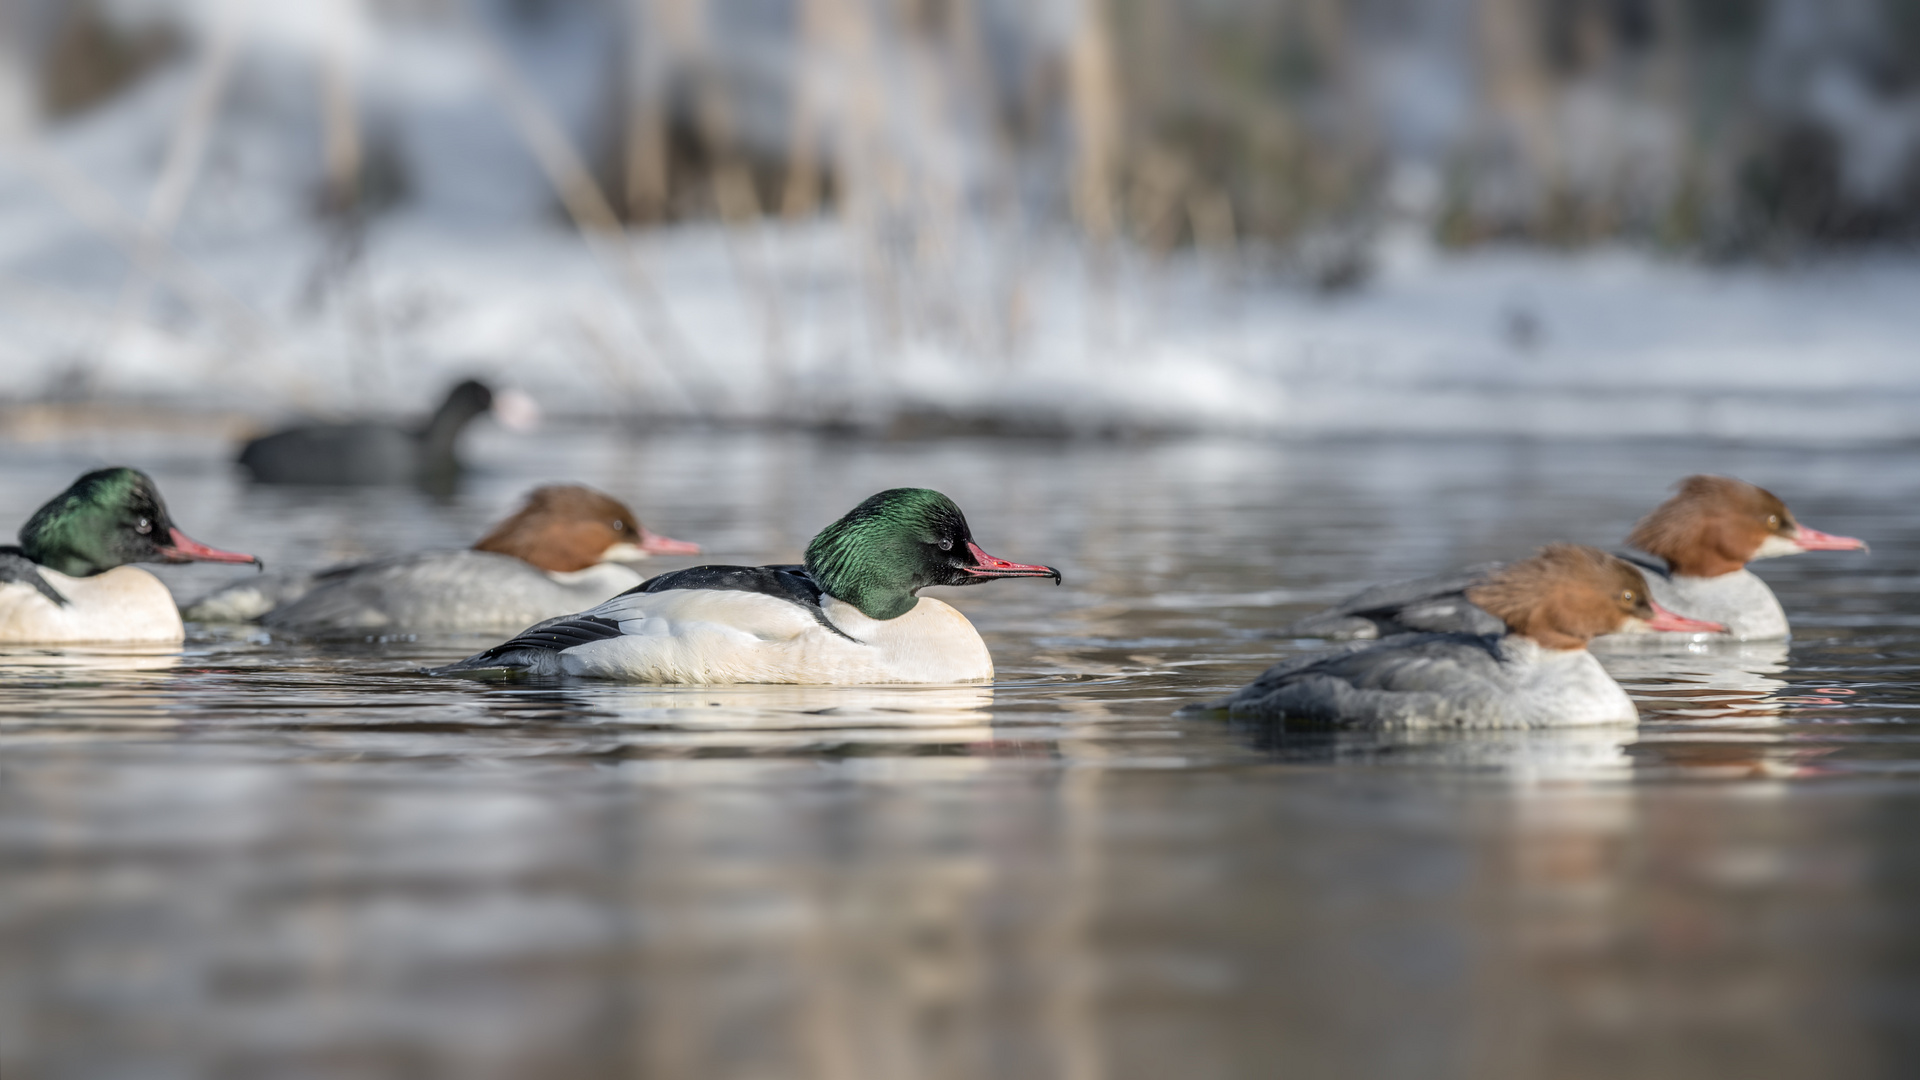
[555,590,994,685]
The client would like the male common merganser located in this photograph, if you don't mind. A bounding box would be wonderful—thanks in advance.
[1285,475,1864,643]
[1204,545,1723,729]
[432,487,1060,683]
[237,378,538,486]
[183,484,699,636]
[0,467,260,644]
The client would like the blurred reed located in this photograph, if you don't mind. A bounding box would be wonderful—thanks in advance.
[12,0,1920,428]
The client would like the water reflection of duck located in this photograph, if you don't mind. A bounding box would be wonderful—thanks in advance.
[1286,475,1865,644]
[434,488,1060,684]
[184,484,699,636]
[0,468,259,644]
[1242,722,1637,780]
[478,684,1000,748]
[1201,545,1720,729]
[236,379,539,486]
[1594,638,1791,723]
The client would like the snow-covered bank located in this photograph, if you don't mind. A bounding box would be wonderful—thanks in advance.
[4,54,1920,442]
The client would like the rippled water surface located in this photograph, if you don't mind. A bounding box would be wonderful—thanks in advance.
[2,427,1917,1079]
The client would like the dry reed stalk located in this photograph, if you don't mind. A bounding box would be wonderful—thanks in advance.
[1125,145,1189,253]
[319,0,361,212]
[1067,0,1120,241]
[468,18,713,417]
[778,0,824,219]
[620,0,670,220]
[670,0,735,175]
[1187,187,1237,257]
[1476,0,1560,218]
[711,163,791,416]
[779,0,825,216]
[813,0,898,389]
[108,1,245,336]
[1304,0,1369,149]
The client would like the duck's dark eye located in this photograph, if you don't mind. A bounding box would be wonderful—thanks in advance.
[612,520,625,532]
[938,538,953,551]
[1767,514,1780,528]
[135,517,152,535]
[1622,590,1634,603]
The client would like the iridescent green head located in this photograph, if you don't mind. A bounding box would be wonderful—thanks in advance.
[804,488,1059,620]
[18,467,259,577]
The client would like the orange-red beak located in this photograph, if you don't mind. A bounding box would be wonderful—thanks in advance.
[158,527,262,568]
[636,527,701,556]
[961,541,1061,582]
[1793,524,1867,553]
[1644,601,1723,634]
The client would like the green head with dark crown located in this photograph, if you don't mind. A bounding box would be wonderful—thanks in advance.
[804,488,1060,620]
[18,467,260,577]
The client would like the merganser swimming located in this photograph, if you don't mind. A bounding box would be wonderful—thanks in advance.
[183,484,699,636]
[237,378,539,487]
[1204,545,1723,729]
[432,487,1061,683]
[0,467,260,644]
[1285,475,1865,643]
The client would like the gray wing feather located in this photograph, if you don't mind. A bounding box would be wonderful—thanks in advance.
[1205,634,1515,729]
[0,551,66,607]
[258,550,623,636]
[1284,563,1508,638]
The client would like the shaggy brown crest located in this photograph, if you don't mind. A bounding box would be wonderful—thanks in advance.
[1465,543,1657,651]
[472,485,643,573]
[1626,475,1797,577]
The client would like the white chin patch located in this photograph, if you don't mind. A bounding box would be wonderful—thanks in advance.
[600,542,649,562]
[492,388,543,432]
[1751,533,1804,561]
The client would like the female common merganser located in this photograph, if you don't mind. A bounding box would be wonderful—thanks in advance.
[0,467,259,644]
[433,487,1060,683]
[237,378,538,486]
[1285,475,1864,643]
[1204,545,1723,729]
[183,484,699,636]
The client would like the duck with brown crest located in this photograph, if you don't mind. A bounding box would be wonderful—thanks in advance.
[433,488,1061,683]
[181,484,698,636]
[1199,545,1722,729]
[1283,475,1865,644]
[0,468,259,644]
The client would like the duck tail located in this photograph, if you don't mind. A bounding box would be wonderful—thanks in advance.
[427,644,562,678]
[427,613,625,678]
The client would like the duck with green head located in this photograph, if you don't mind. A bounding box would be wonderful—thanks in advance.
[1,467,260,644]
[435,487,1060,683]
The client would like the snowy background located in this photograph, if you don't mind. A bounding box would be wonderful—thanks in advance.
[1,0,1918,439]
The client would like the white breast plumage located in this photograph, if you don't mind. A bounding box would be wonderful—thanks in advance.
[1640,569,1789,641]
[0,566,186,644]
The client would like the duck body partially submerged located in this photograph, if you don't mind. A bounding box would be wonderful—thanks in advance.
[237,379,536,486]
[457,564,995,683]
[1214,633,1637,730]
[183,485,697,636]
[0,468,259,645]
[435,488,1060,684]
[256,551,649,637]
[1209,544,1722,729]
[1284,476,1864,644]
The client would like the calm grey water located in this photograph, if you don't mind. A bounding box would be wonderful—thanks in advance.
[0,426,1916,1080]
